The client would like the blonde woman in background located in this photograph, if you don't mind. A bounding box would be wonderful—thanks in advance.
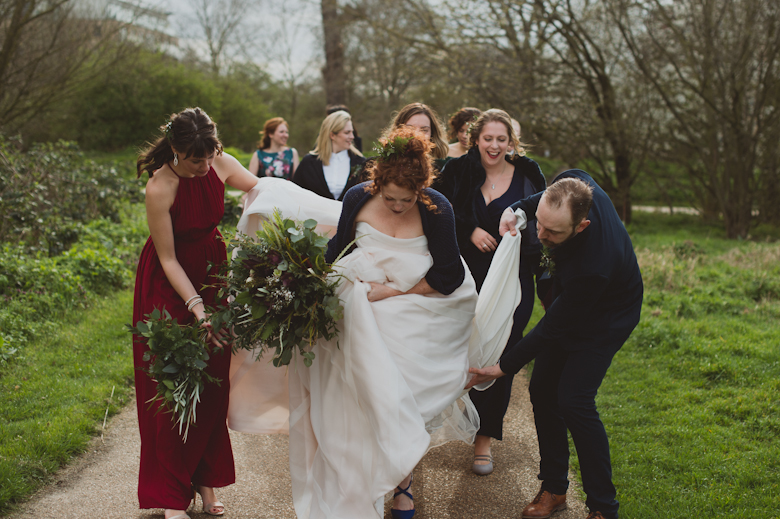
[293,110,366,200]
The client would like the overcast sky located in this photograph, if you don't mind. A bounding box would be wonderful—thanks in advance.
[147,0,322,80]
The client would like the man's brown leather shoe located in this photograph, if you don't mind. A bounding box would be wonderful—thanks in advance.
[521,488,567,518]
[585,513,606,519]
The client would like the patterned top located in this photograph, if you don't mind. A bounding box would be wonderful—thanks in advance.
[257,148,294,180]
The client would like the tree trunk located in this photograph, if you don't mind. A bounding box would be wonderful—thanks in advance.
[613,152,633,223]
[321,0,347,106]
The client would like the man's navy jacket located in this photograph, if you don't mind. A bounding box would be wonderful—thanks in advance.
[499,169,644,375]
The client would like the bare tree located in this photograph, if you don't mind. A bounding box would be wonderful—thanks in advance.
[0,0,130,132]
[522,0,661,221]
[191,0,261,76]
[612,0,780,237]
[321,0,347,105]
[349,0,654,221]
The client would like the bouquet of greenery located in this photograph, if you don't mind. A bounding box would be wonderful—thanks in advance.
[210,209,344,367]
[128,308,221,442]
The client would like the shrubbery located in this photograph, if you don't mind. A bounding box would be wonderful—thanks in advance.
[0,137,148,364]
[0,207,147,349]
[0,135,143,255]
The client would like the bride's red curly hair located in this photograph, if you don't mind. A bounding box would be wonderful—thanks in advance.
[363,126,439,212]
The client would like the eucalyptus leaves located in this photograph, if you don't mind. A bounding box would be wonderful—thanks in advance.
[127,308,221,442]
[210,210,343,367]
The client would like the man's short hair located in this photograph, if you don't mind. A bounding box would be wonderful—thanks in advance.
[544,177,594,226]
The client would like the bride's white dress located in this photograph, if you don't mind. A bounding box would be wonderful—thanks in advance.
[289,222,479,518]
[228,178,526,519]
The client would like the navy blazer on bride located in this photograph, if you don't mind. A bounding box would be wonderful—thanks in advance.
[325,182,465,295]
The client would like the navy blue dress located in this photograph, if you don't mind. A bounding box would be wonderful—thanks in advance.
[464,169,539,440]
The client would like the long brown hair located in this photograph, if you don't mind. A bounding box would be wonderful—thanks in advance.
[385,103,449,160]
[364,126,438,212]
[258,117,287,150]
[447,107,481,142]
[136,107,223,178]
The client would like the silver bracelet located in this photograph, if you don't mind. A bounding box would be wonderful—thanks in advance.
[187,298,204,312]
[184,294,200,306]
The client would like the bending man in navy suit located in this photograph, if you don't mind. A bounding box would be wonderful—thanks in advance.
[468,170,643,519]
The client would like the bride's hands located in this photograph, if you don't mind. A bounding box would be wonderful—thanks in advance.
[367,282,402,302]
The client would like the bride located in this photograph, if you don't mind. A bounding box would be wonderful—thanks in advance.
[229,126,526,519]
[288,126,479,518]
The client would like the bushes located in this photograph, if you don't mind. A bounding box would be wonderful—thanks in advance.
[0,207,147,352]
[0,135,143,255]
[23,49,277,153]
[0,138,148,365]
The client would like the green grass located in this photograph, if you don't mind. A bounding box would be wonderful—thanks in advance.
[0,290,135,514]
[541,212,780,518]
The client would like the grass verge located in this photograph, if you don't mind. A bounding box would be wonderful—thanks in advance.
[546,212,780,517]
[0,289,135,515]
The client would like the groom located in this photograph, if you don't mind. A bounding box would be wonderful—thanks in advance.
[467,170,643,519]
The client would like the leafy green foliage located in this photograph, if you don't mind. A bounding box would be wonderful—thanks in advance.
[26,50,276,152]
[220,192,244,229]
[0,204,147,364]
[212,210,343,368]
[127,308,221,442]
[0,336,17,367]
[373,134,412,161]
[0,135,143,255]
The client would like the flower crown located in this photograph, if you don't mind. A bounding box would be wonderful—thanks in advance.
[163,121,173,140]
[373,135,412,162]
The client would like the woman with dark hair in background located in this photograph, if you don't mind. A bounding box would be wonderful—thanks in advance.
[386,102,450,170]
[133,107,259,519]
[438,108,546,477]
[355,102,451,185]
[293,110,366,200]
[248,117,299,180]
[447,107,481,159]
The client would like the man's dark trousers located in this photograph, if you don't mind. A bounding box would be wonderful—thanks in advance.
[529,329,630,519]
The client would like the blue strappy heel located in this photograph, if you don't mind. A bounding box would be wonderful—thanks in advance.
[391,474,415,519]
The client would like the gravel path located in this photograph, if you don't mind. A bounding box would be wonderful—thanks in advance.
[10,371,586,519]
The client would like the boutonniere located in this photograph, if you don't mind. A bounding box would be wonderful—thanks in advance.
[540,246,556,276]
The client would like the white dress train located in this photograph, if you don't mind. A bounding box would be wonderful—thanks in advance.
[228,178,525,519]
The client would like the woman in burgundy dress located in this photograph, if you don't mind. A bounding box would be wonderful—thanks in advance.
[133,108,259,519]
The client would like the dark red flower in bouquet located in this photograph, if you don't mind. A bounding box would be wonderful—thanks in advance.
[243,254,266,270]
[267,251,282,265]
[280,272,295,287]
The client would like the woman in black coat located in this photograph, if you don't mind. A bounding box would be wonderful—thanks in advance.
[293,110,366,200]
[438,109,546,476]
